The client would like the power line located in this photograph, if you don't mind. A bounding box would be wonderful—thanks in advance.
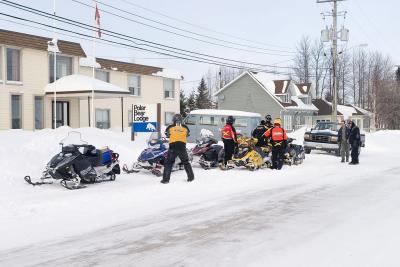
[117,0,294,50]
[0,11,300,76]
[89,0,295,54]
[1,0,299,71]
[71,0,294,56]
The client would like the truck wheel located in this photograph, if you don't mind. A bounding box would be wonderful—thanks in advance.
[305,148,311,154]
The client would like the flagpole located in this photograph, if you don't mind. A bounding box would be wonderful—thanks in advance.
[91,1,96,128]
[53,0,57,129]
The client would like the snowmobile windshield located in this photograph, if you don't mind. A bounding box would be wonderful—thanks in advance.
[147,132,167,149]
[60,131,88,146]
[199,128,214,138]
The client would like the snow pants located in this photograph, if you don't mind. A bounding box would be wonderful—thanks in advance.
[350,143,359,164]
[162,146,194,182]
[223,139,235,166]
[272,146,284,170]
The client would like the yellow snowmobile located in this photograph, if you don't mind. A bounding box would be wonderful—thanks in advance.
[226,136,264,171]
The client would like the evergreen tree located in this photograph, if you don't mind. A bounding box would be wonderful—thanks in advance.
[396,67,400,82]
[195,78,212,109]
[179,90,188,117]
[187,90,197,111]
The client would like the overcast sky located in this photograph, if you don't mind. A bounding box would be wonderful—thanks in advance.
[1,0,399,93]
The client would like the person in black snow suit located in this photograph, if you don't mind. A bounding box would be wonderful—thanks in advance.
[265,114,273,129]
[252,120,268,147]
[161,114,194,184]
[348,120,361,165]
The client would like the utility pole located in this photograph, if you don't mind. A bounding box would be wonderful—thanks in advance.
[318,0,347,123]
[332,0,338,123]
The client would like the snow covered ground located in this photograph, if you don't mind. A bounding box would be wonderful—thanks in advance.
[0,127,400,267]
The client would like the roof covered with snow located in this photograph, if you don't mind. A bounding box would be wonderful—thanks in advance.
[79,56,101,69]
[312,99,371,118]
[44,74,130,94]
[153,69,183,80]
[189,109,261,118]
[286,96,318,111]
[213,71,318,111]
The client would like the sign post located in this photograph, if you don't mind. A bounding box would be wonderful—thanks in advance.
[131,103,161,141]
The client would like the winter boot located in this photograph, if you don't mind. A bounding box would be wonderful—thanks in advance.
[341,158,345,163]
[184,164,194,182]
[346,157,349,162]
[161,165,172,184]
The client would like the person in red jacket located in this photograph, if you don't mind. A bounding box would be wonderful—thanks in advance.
[220,115,237,169]
[263,118,288,170]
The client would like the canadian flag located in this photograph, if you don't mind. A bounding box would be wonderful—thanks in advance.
[95,3,101,38]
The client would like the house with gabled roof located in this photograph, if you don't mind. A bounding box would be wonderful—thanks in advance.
[0,29,181,130]
[213,71,318,131]
[312,99,373,131]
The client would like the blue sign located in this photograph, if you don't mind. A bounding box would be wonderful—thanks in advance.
[133,122,157,132]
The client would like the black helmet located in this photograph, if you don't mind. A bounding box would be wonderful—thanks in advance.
[172,114,183,125]
[260,120,266,125]
[265,114,272,121]
[226,115,234,124]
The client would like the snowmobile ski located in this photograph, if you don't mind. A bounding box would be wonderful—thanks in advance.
[24,175,53,186]
[60,180,87,190]
[122,164,140,174]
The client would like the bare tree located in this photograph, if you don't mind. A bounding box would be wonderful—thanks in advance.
[311,39,326,98]
[293,36,312,83]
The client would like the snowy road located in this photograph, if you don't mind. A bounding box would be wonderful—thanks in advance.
[1,129,400,266]
[1,165,400,266]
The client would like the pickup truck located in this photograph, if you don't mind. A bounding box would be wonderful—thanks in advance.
[303,122,365,156]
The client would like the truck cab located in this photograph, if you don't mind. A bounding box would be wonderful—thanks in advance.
[303,122,365,156]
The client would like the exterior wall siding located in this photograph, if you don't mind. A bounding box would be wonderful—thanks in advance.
[78,67,180,128]
[217,74,283,119]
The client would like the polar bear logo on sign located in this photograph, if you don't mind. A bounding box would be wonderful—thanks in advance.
[146,123,156,131]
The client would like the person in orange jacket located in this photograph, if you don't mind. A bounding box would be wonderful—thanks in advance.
[263,118,288,170]
[221,115,237,169]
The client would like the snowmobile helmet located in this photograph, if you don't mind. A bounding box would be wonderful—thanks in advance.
[260,120,266,125]
[172,114,183,125]
[226,116,234,124]
[265,114,272,121]
[274,118,282,126]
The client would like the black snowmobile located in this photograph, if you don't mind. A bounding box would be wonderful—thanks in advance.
[283,138,306,166]
[24,132,121,190]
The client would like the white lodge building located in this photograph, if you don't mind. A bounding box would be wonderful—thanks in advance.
[0,29,181,131]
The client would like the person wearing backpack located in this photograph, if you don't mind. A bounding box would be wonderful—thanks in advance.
[252,120,268,147]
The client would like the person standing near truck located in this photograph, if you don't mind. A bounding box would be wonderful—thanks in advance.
[337,120,350,162]
[348,120,361,165]
[220,115,237,169]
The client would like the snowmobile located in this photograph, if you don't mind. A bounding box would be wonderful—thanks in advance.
[24,131,121,190]
[190,136,223,169]
[283,138,305,166]
[226,136,265,171]
[122,133,192,177]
